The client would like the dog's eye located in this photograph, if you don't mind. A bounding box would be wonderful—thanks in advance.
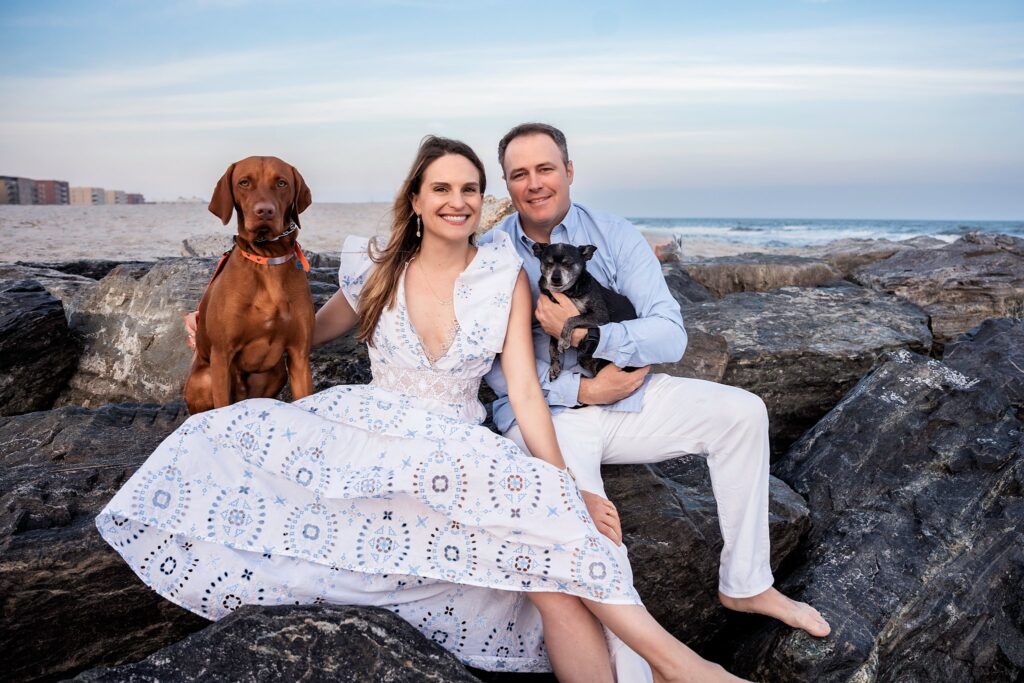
[277,179,288,188]
[238,179,250,188]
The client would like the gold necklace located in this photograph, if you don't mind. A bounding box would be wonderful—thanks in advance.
[415,254,470,306]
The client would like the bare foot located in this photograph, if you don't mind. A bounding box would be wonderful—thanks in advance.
[719,587,831,637]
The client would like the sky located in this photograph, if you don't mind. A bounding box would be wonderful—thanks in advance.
[1,0,1022,220]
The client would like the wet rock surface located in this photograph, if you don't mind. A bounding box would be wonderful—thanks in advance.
[0,402,207,683]
[682,253,842,297]
[852,232,1024,347]
[723,341,1024,682]
[74,605,483,683]
[673,284,933,455]
[0,279,79,416]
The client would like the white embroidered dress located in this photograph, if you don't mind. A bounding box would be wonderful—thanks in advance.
[95,231,639,672]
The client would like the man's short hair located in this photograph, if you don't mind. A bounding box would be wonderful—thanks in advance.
[498,122,569,174]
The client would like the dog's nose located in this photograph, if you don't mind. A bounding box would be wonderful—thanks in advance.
[254,202,276,219]
[550,273,562,285]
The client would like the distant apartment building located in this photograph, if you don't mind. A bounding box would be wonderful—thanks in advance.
[105,189,127,205]
[1,176,40,204]
[71,186,106,205]
[126,193,145,204]
[35,180,70,205]
[0,176,17,204]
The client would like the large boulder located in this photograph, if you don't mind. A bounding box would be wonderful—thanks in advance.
[726,336,1024,682]
[803,235,946,278]
[55,256,368,407]
[16,259,155,282]
[670,285,932,455]
[0,402,208,682]
[942,317,1024,406]
[74,605,483,683]
[605,458,810,653]
[0,263,98,319]
[682,254,842,298]
[852,232,1024,348]
[0,280,79,416]
[55,259,213,407]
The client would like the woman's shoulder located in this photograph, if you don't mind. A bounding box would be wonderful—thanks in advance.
[338,234,384,306]
[474,230,522,272]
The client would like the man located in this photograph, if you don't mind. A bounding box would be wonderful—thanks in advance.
[483,122,830,637]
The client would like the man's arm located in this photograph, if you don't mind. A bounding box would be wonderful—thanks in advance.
[591,222,686,368]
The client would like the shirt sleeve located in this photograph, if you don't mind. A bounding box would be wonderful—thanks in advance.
[337,235,375,310]
[593,220,687,367]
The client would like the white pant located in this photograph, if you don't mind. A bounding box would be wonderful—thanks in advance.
[505,374,775,681]
[506,373,775,597]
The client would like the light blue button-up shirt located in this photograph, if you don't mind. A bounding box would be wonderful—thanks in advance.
[482,203,687,433]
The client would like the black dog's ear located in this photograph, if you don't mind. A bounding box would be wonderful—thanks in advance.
[578,245,597,261]
[532,242,546,258]
[208,162,236,226]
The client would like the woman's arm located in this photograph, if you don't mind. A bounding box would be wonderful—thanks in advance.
[500,270,566,469]
[501,269,623,544]
[312,289,359,349]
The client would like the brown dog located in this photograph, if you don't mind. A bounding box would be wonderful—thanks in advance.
[184,156,314,414]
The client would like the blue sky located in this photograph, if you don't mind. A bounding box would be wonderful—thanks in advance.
[2,0,1022,219]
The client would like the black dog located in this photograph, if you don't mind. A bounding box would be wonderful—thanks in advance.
[533,242,636,380]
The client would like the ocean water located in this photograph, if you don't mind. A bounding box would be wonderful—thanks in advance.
[632,217,1024,249]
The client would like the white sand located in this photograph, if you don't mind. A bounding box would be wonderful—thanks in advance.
[1,202,780,262]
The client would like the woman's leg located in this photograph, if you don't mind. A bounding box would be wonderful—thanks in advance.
[582,601,748,683]
[529,592,614,683]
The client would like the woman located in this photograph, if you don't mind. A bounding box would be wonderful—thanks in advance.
[97,136,746,682]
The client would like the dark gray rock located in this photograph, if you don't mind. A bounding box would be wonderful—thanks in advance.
[852,232,1024,348]
[673,285,932,455]
[0,280,79,416]
[663,262,715,304]
[723,347,1024,682]
[74,604,483,683]
[942,317,1024,407]
[603,457,809,653]
[682,254,842,298]
[16,259,155,281]
[0,263,97,319]
[0,402,207,683]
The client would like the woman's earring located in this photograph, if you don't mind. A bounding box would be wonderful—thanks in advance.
[416,214,422,238]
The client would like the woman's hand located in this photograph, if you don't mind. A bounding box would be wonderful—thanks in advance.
[581,490,622,546]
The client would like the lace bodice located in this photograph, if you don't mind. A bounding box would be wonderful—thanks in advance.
[339,231,522,423]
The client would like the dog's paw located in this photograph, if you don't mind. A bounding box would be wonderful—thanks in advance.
[549,365,561,381]
[557,338,572,353]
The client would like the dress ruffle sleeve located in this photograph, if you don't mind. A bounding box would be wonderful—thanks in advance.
[454,230,524,354]
[338,235,377,310]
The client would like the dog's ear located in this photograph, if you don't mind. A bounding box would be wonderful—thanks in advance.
[290,165,312,227]
[532,242,546,259]
[578,244,597,261]
[208,162,236,225]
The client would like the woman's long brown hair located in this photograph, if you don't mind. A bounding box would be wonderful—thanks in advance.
[356,136,487,344]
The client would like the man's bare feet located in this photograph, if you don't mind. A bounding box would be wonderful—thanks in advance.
[719,587,831,637]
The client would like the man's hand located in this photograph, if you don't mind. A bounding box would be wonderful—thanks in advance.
[535,291,580,340]
[579,364,650,405]
[581,490,621,546]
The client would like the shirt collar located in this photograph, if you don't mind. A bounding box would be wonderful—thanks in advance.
[514,203,582,249]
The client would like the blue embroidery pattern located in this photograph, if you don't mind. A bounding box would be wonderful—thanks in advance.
[95,231,640,674]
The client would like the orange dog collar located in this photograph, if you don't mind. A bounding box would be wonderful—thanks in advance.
[237,241,310,272]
